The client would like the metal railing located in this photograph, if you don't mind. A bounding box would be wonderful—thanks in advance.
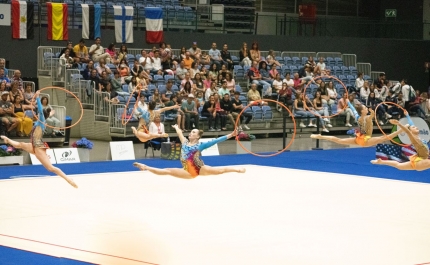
[356,63,371,77]
[94,90,110,122]
[341,54,357,68]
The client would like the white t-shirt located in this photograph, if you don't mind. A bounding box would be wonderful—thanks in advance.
[355,78,364,89]
[272,80,283,91]
[401,85,411,101]
[316,62,326,70]
[360,87,370,99]
[152,57,162,71]
[282,78,294,87]
[149,122,165,134]
[139,57,153,71]
[89,44,104,56]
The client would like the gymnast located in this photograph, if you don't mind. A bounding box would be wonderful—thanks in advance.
[134,124,246,179]
[1,91,78,188]
[311,99,403,147]
[131,101,180,143]
[371,113,430,171]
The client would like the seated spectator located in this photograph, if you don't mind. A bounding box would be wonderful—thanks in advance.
[9,81,23,103]
[305,56,317,69]
[269,64,279,80]
[208,63,218,78]
[105,43,119,65]
[220,93,236,130]
[131,59,144,78]
[213,93,227,130]
[200,66,208,79]
[117,59,130,83]
[181,94,199,130]
[151,88,164,108]
[337,93,354,126]
[59,48,76,76]
[247,83,268,106]
[161,56,176,76]
[102,82,119,104]
[314,57,329,76]
[266,50,281,67]
[12,70,24,93]
[190,61,200,79]
[201,94,221,131]
[277,82,294,113]
[147,115,168,150]
[89,37,112,63]
[193,73,204,94]
[188,41,201,61]
[0,58,9,76]
[73,38,90,63]
[221,43,233,70]
[374,73,385,89]
[292,72,302,92]
[12,94,33,136]
[366,91,389,125]
[218,64,231,79]
[205,81,218,101]
[239,42,252,67]
[360,80,370,101]
[282,73,295,90]
[161,80,175,103]
[0,91,21,136]
[272,73,283,95]
[305,94,330,132]
[40,96,60,136]
[96,58,112,76]
[88,69,102,92]
[182,51,194,70]
[378,79,389,101]
[200,51,211,65]
[293,91,316,128]
[349,92,362,108]
[180,72,194,90]
[209,42,226,71]
[151,50,163,75]
[354,72,364,94]
[175,61,188,81]
[325,81,338,108]
[179,81,193,101]
[231,91,251,130]
[179,46,187,62]
[216,73,224,89]
[259,61,273,85]
[0,68,11,88]
[165,94,185,131]
[384,90,399,117]
[98,71,111,90]
[139,50,153,73]
[111,71,128,97]
[195,91,205,108]
[248,60,271,94]
[313,90,332,128]
[218,80,230,97]
[117,44,128,62]
[59,41,79,63]
[82,60,95,80]
[397,92,406,108]
[249,42,261,62]
[136,71,150,99]
[408,89,427,119]
[225,73,236,94]
[203,73,213,90]
[299,65,314,85]
[23,83,34,105]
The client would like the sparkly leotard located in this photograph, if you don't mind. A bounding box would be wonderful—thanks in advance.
[30,98,49,152]
[180,136,228,177]
[347,101,374,146]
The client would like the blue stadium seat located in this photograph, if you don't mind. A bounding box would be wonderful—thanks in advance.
[251,106,263,121]
[283,57,293,65]
[262,105,273,121]
[349,66,358,75]
[334,57,343,66]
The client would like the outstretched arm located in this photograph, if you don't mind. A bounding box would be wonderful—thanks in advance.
[198,130,238,151]
[390,119,414,139]
[35,93,45,124]
[172,124,186,143]
[404,111,415,127]
[346,99,360,120]
[157,104,180,114]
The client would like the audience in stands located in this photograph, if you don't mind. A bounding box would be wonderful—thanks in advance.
[277,82,294,113]
[12,70,23,92]
[164,94,185,131]
[200,51,211,66]
[117,44,128,62]
[73,39,90,63]
[0,91,20,136]
[213,93,227,130]
[205,81,217,101]
[0,69,11,88]
[181,94,199,130]
[247,83,268,106]
[360,80,370,101]
[193,73,204,94]
[218,80,230,97]
[0,58,9,76]
[89,37,112,63]
[231,91,251,130]
[366,91,389,125]
[249,42,261,62]
[12,94,33,137]
[189,62,199,79]
[161,80,175,103]
[188,42,201,61]
[337,93,354,127]
[221,43,233,70]
[202,94,221,132]
[293,91,317,128]
[239,42,252,67]
[105,43,119,65]
[40,96,61,136]
[147,115,167,150]
[9,81,23,103]
[353,72,364,94]
[182,51,194,70]
[220,93,237,130]
[23,83,34,105]
[305,94,330,132]
[208,43,226,71]
[248,60,271,92]
[151,88,164,108]
[96,58,112,76]
[225,73,235,94]
[313,90,332,128]
[408,89,427,119]
[266,50,281,67]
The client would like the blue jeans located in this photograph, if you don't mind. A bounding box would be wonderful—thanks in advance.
[294,109,316,123]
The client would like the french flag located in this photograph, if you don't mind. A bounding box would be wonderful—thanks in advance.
[145,7,163,44]
[12,0,34,39]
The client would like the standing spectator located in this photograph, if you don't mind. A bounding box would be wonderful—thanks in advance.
[249,42,261,62]
[354,72,364,94]
[89,37,112,63]
[73,38,90,63]
[188,41,202,61]
[201,94,220,131]
[221,43,233,70]
[360,80,370,101]
[208,43,225,71]
[181,94,199,130]
[400,79,412,108]
[231,91,251,130]
[239,42,251,67]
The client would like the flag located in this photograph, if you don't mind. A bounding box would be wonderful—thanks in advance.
[113,5,133,43]
[47,2,68,40]
[376,143,430,162]
[145,7,163,44]
[82,4,101,40]
[12,0,34,39]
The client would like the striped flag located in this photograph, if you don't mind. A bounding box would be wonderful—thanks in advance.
[113,5,133,43]
[47,2,68,40]
[12,0,34,39]
[145,7,163,44]
[82,4,101,40]
[376,143,430,162]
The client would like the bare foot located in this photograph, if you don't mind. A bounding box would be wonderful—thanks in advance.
[63,177,78,188]
[370,159,382,165]
[162,133,169,138]
[133,162,147,171]
[310,134,322,139]
[131,126,137,135]
[238,168,246,173]
[1,135,10,144]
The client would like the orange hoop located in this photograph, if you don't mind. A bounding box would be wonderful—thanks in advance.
[234,99,296,157]
[121,87,141,126]
[302,75,348,119]
[374,101,410,147]
[31,86,83,130]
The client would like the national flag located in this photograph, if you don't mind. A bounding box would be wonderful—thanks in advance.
[12,0,34,39]
[375,144,404,162]
[145,7,163,44]
[47,2,68,40]
[82,4,101,40]
[113,5,133,43]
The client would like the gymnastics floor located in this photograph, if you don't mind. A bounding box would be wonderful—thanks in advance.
[0,162,429,265]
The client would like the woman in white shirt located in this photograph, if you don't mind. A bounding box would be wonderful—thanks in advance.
[272,73,283,94]
[205,81,218,101]
[360,80,370,101]
[325,81,338,107]
[354,72,364,93]
[148,115,167,150]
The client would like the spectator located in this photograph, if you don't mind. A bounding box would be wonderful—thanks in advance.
[82,60,95,80]
[181,94,199,130]
[248,60,271,93]
[195,91,205,108]
[397,92,405,108]
[88,69,101,92]
[0,58,8,76]
[384,90,399,118]
[150,50,163,75]
[354,72,364,94]
[283,73,295,89]
[272,73,283,94]
[40,96,61,136]
[247,83,268,106]
[378,79,389,101]
[9,81,23,103]
[58,41,79,63]
[12,70,23,93]
[315,57,328,76]
[117,59,130,83]
[390,81,402,97]
[208,42,226,71]
[89,37,112,63]
[59,48,76,74]
[202,94,221,131]
[218,80,230,97]
[0,68,11,88]
[218,64,231,79]
[148,115,168,150]
[139,50,152,73]
[239,42,252,67]
[188,41,202,60]
[293,91,316,128]
[131,59,144,78]
[277,82,293,113]
[161,80,175,103]
[366,91,389,125]
[179,81,193,101]
[117,44,128,62]
[193,73,204,94]
[190,61,200,79]
[111,71,127,96]
[225,73,236,94]
[96,58,112,76]
[205,81,218,101]
[23,83,34,105]
[179,46,187,61]
[249,41,261,62]
[161,55,176,76]
[374,73,385,89]
[325,81,337,108]
[0,91,21,136]
[200,65,208,79]
[98,71,110,91]
[175,61,188,81]
[102,82,120,105]
[213,93,227,130]
[105,43,118,65]
[266,50,281,67]
[200,51,211,65]
[180,72,194,90]
[219,93,236,130]
[203,73,213,90]
[136,71,150,99]
[151,88,164,108]
[73,38,90,63]
[360,80,370,101]
[305,56,317,69]
[12,94,33,136]
[408,89,427,119]
[208,63,218,78]
[231,91,251,130]
[292,72,302,91]
[221,43,233,70]
[337,93,354,126]
[165,94,186,131]
[182,51,194,70]
[259,61,273,85]
[306,94,330,132]
[400,79,412,108]
[313,90,332,127]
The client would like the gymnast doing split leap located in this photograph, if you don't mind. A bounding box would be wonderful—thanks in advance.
[310,99,403,147]
[1,91,78,188]
[134,124,246,179]
[371,112,430,171]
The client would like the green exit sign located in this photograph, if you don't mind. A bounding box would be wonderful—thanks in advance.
[385,9,397,17]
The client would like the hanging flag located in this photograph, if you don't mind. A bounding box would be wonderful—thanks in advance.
[113,5,133,43]
[12,0,34,39]
[47,2,68,40]
[81,4,101,40]
[145,7,163,44]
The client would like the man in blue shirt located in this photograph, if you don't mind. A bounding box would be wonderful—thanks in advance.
[181,94,200,130]
[0,59,8,76]
[0,68,11,88]
[208,43,226,71]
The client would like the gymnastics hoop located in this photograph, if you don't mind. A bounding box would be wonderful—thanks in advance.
[302,75,349,119]
[31,86,83,130]
[234,99,296,157]
[374,101,411,147]
[121,87,141,126]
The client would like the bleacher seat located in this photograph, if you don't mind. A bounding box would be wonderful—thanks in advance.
[363,75,371,81]
[281,65,290,76]
[334,57,343,66]
[275,56,284,64]
[198,106,207,122]
[233,65,244,78]
[341,66,349,75]
[332,66,342,76]
[239,95,247,106]
[326,57,335,67]
[153,74,164,86]
[262,106,273,121]
[283,57,293,65]
[231,55,240,65]
[349,66,358,75]
[251,106,263,121]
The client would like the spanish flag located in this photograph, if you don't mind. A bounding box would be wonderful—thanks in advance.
[47,2,68,40]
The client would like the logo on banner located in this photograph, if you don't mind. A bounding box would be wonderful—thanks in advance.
[109,141,135,161]
[60,150,76,161]
[397,117,430,144]
[53,148,81,164]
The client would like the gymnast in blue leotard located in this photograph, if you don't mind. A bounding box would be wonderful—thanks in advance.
[134,124,246,179]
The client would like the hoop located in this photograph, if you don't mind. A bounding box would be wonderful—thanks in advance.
[31,86,83,130]
[234,99,296,157]
[302,75,348,119]
[374,101,410,147]
[121,87,141,126]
